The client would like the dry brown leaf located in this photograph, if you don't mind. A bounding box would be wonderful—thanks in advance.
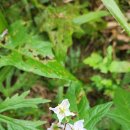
[117,34,130,42]
[63,0,74,3]
[107,21,118,29]
[117,44,130,50]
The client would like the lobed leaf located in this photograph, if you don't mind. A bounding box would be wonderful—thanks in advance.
[84,46,130,73]
[0,21,76,81]
[0,91,49,113]
[0,114,44,130]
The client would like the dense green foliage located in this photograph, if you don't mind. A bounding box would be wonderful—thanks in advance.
[0,0,130,130]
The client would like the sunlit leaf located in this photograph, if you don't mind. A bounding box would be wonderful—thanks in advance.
[73,11,109,25]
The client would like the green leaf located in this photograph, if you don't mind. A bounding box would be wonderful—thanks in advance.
[0,67,38,97]
[35,5,83,62]
[108,111,130,130]
[0,21,76,81]
[0,114,44,130]
[83,53,103,70]
[108,88,130,129]
[7,21,54,58]
[0,11,7,33]
[66,81,90,121]
[0,66,13,83]
[73,11,109,25]
[84,46,130,73]
[114,88,130,119]
[0,90,48,129]
[0,91,49,113]
[0,123,5,130]
[66,81,112,129]
[0,44,75,80]
[109,61,130,73]
[86,102,113,130]
[102,0,130,36]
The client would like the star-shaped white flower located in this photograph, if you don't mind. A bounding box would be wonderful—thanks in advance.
[49,99,75,123]
[65,120,87,130]
[47,123,63,130]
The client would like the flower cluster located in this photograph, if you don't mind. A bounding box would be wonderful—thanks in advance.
[48,99,87,130]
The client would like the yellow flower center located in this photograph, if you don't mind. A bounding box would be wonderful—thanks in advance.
[59,106,66,114]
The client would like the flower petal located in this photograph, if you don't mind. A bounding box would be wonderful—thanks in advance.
[60,99,70,108]
[47,123,63,130]
[65,123,73,130]
[74,120,87,130]
[74,120,84,128]
[49,107,60,114]
[49,99,75,123]
[65,109,75,117]
[57,113,65,123]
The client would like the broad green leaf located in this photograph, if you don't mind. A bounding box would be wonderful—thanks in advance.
[114,88,130,119]
[66,81,90,121]
[0,21,76,81]
[107,111,130,130]
[0,91,49,113]
[73,11,109,25]
[0,114,44,130]
[66,81,112,129]
[65,83,78,113]
[102,0,130,36]
[0,44,75,80]
[108,88,130,129]
[109,61,130,73]
[86,102,113,130]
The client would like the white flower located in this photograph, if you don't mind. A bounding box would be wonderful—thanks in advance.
[65,120,87,130]
[47,123,63,130]
[64,123,73,130]
[49,99,75,123]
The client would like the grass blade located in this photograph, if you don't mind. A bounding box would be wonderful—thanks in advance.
[102,0,130,36]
